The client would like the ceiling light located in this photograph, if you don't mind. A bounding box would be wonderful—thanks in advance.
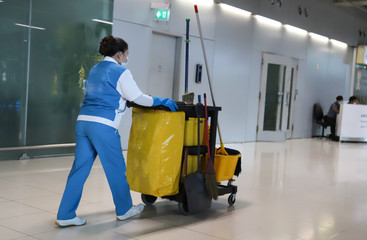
[181,0,213,6]
[284,24,307,35]
[92,19,113,25]
[309,32,329,42]
[220,4,252,16]
[254,15,281,27]
[330,39,347,48]
[15,23,45,30]
[150,2,170,10]
[198,0,213,4]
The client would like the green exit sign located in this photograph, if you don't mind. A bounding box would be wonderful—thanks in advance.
[154,9,170,21]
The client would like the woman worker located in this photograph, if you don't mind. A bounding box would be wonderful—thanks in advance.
[56,35,178,227]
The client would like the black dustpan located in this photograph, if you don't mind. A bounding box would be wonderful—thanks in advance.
[184,170,211,214]
[182,101,211,214]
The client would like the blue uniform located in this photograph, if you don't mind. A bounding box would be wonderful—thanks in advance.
[57,57,143,220]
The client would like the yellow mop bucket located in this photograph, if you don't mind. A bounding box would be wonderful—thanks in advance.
[214,148,241,182]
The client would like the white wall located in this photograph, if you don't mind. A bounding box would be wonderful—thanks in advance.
[113,0,216,148]
[224,0,367,46]
[212,2,353,141]
[113,0,359,148]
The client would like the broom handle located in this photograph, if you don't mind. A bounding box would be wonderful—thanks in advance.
[204,94,211,161]
[194,5,224,147]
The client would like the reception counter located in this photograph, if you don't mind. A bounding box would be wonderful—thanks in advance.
[336,104,367,142]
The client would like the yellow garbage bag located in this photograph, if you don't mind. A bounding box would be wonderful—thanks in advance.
[184,118,205,146]
[126,108,185,197]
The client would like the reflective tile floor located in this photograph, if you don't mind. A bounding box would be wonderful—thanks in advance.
[1,139,367,240]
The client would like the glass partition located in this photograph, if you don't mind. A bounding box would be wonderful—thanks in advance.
[353,64,367,104]
[27,0,112,145]
[0,0,113,159]
[0,0,29,148]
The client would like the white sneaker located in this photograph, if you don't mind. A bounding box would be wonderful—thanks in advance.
[55,216,86,227]
[116,204,144,221]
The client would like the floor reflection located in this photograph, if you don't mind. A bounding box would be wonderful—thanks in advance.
[1,139,367,239]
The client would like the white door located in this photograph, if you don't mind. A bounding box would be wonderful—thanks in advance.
[257,53,298,141]
[147,33,177,98]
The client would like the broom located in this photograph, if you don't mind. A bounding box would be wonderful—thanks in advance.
[204,93,218,200]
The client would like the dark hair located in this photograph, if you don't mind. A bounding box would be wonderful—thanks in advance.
[336,95,343,101]
[349,96,357,102]
[99,35,128,57]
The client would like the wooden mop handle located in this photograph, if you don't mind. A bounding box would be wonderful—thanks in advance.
[194,5,215,107]
[204,93,211,160]
[194,5,224,146]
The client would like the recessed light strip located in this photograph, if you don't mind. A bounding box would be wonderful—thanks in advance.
[181,0,212,6]
[217,3,349,46]
[92,19,113,25]
[220,4,252,16]
[309,32,329,42]
[254,15,282,27]
[15,23,45,30]
[330,39,348,47]
[284,24,307,35]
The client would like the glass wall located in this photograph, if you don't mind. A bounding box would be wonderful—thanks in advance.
[353,64,367,104]
[0,0,29,148]
[0,0,113,159]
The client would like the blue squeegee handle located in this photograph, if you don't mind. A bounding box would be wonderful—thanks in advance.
[185,18,190,94]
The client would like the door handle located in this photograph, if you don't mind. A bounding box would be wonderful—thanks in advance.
[286,92,290,107]
[278,92,284,104]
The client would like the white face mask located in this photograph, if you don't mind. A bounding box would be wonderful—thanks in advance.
[121,57,128,66]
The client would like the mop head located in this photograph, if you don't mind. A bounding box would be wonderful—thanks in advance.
[215,144,228,155]
[182,92,195,104]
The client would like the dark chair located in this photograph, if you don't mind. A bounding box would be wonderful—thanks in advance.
[313,103,329,139]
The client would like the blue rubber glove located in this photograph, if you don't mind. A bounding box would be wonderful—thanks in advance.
[152,96,178,112]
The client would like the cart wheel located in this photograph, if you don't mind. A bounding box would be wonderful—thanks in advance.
[141,194,157,206]
[178,197,190,215]
[228,193,236,206]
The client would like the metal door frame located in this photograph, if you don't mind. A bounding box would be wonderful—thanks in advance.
[257,53,297,141]
[285,59,298,139]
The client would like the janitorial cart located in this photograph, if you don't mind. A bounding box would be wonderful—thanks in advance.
[126,100,241,215]
[126,5,241,214]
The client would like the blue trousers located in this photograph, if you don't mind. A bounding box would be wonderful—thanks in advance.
[57,121,133,220]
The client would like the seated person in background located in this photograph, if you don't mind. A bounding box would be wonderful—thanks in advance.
[348,96,359,104]
[324,95,343,141]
